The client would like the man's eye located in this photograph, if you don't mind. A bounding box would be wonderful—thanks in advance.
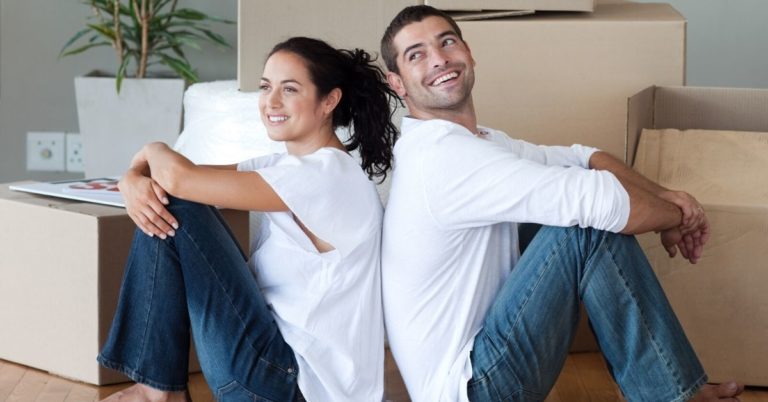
[444,38,456,46]
[408,52,423,62]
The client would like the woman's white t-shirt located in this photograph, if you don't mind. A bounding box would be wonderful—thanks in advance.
[238,148,384,402]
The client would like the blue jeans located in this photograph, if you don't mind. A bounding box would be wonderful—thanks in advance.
[468,226,706,402]
[98,198,303,402]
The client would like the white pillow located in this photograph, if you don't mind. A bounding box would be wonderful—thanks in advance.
[174,80,285,165]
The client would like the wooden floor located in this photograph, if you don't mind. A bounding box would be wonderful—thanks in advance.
[2,352,767,402]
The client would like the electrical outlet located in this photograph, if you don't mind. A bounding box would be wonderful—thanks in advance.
[27,132,65,171]
[66,133,85,173]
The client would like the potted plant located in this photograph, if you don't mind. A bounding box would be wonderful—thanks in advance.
[60,0,233,177]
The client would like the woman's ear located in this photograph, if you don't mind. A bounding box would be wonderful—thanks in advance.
[323,88,342,115]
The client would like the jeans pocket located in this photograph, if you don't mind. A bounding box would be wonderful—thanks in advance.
[217,380,280,402]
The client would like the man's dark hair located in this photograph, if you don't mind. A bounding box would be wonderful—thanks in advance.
[380,5,464,74]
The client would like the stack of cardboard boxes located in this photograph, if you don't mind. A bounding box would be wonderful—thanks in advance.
[238,0,766,388]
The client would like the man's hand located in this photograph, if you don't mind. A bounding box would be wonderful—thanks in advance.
[659,214,711,264]
[119,169,178,239]
[659,190,705,234]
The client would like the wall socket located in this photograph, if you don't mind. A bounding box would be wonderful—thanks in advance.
[27,132,66,171]
[65,133,85,173]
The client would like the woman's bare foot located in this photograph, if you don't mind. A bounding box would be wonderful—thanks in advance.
[689,381,744,401]
[101,384,191,402]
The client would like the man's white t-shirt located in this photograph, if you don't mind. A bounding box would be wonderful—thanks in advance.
[238,148,384,402]
[381,118,631,402]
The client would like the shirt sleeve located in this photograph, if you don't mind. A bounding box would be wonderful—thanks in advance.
[491,132,599,168]
[237,153,283,172]
[421,130,629,232]
[254,150,380,257]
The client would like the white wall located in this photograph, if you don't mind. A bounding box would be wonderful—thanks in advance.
[0,0,237,183]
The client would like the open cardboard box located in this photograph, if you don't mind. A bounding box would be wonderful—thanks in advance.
[629,86,768,386]
[0,184,249,385]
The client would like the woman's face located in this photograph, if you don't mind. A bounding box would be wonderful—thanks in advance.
[259,51,331,145]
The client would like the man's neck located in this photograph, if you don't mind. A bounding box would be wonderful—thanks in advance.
[408,101,479,134]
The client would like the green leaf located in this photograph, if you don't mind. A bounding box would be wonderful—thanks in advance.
[86,23,117,41]
[115,54,132,93]
[59,27,91,56]
[60,42,112,57]
[158,53,198,82]
[199,29,231,48]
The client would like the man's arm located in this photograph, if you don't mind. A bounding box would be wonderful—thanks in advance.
[589,151,709,263]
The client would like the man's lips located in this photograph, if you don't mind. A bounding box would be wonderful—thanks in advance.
[430,71,459,86]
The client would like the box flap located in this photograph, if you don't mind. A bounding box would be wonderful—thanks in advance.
[451,10,534,21]
[426,0,594,12]
[654,86,768,132]
[626,85,657,165]
[633,128,768,206]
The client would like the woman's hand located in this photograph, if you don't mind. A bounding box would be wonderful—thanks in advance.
[119,168,178,239]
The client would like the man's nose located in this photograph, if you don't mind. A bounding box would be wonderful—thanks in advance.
[430,47,449,68]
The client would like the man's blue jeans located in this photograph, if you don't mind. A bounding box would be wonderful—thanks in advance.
[468,226,706,402]
[98,198,302,402]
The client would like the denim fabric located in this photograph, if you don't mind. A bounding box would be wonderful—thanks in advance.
[468,226,706,402]
[98,198,303,402]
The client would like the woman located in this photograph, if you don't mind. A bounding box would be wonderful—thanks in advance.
[98,37,399,402]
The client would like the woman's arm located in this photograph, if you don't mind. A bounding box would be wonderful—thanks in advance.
[143,142,288,212]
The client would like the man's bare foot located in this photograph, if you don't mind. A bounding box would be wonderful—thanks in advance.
[689,381,745,401]
[101,384,191,402]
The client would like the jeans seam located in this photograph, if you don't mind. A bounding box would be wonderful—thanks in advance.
[602,235,685,396]
[97,354,188,392]
[136,236,159,372]
[177,225,297,375]
[668,374,708,402]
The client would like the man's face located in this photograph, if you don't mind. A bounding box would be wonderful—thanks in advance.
[387,16,475,118]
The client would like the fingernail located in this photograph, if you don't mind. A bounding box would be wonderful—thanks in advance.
[159,233,167,240]
[163,197,169,204]
[168,230,175,237]
[172,222,179,229]
[147,232,154,238]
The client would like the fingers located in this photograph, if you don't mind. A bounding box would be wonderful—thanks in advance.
[123,179,179,239]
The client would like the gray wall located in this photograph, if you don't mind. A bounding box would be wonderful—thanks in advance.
[1,1,768,183]
[635,0,768,88]
[0,0,237,183]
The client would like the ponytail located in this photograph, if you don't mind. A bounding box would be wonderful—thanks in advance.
[268,37,401,182]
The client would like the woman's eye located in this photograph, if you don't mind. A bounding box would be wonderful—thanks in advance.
[259,84,270,91]
[284,87,297,93]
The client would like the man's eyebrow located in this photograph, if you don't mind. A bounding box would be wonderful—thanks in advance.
[401,30,459,59]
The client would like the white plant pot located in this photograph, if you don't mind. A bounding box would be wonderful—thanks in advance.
[75,72,185,177]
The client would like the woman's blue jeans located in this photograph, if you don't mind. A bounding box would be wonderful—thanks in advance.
[468,226,706,402]
[98,198,302,402]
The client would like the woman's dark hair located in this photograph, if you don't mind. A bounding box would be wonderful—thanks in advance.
[268,37,401,182]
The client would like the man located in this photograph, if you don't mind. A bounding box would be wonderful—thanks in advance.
[380,5,743,402]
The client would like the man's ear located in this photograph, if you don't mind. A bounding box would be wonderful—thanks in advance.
[464,40,476,67]
[323,87,342,115]
[386,72,407,98]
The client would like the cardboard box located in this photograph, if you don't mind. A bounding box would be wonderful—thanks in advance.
[629,86,768,386]
[0,184,249,385]
[238,0,417,92]
[464,2,685,160]
[427,0,594,12]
